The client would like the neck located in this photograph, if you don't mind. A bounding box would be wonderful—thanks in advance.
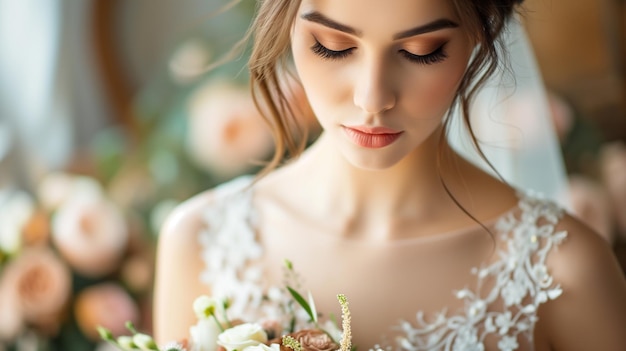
[294,128,468,224]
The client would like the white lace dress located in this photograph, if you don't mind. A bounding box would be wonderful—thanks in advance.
[198,175,566,351]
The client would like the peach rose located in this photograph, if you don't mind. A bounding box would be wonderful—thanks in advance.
[52,196,129,277]
[186,79,273,179]
[74,283,140,341]
[277,329,338,351]
[0,247,71,331]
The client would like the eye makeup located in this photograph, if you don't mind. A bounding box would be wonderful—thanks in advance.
[309,38,448,66]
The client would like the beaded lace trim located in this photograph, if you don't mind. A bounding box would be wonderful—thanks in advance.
[199,177,566,351]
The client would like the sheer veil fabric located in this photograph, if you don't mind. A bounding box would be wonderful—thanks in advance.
[448,17,570,209]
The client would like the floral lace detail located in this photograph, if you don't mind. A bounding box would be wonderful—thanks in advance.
[199,178,566,351]
[199,176,291,324]
[396,191,567,351]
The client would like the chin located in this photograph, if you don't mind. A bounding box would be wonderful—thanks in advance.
[340,146,408,171]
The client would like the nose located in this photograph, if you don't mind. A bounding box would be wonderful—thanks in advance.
[353,57,397,114]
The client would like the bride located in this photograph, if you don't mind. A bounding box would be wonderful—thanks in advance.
[153,0,626,350]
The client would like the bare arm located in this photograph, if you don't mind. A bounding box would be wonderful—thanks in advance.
[540,215,626,350]
[152,193,213,345]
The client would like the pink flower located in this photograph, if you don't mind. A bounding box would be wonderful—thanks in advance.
[74,283,140,341]
[0,247,71,334]
[186,80,273,179]
[52,196,129,277]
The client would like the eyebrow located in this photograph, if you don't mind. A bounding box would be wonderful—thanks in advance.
[301,11,458,39]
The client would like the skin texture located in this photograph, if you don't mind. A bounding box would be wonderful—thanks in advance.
[153,0,626,349]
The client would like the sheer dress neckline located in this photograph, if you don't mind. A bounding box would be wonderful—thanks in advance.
[198,175,567,351]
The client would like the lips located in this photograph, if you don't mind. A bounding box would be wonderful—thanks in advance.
[342,125,403,148]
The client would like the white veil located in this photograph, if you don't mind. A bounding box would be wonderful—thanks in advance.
[448,17,571,209]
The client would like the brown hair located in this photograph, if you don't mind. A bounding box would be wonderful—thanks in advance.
[246,0,522,177]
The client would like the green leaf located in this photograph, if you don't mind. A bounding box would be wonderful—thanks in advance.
[287,287,315,322]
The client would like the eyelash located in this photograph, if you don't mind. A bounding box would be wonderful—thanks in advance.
[311,41,354,60]
[310,40,448,65]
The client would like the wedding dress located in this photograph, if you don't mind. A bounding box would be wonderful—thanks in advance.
[194,18,567,351]
[197,174,566,351]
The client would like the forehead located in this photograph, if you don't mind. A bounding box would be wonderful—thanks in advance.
[298,0,459,35]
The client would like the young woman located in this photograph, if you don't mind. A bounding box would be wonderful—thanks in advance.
[153,0,626,350]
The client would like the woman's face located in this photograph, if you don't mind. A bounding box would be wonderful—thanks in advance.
[291,0,474,170]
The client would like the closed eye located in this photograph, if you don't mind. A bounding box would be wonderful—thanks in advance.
[399,45,447,65]
[311,40,355,60]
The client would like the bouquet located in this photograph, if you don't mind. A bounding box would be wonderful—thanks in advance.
[98,261,353,351]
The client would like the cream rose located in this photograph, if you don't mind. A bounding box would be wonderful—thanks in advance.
[52,196,129,277]
[190,318,222,351]
[217,323,268,351]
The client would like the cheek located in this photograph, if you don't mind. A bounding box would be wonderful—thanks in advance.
[402,56,468,119]
[291,37,348,120]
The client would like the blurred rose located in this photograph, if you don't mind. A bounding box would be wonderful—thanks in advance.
[568,175,614,243]
[0,247,71,332]
[52,196,129,277]
[600,142,626,241]
[186,80,273,179]
[74,283,140,341]
[120,254,153,295]
[278,329,338,351]
[37,172,103,211]
[169,38,212,84]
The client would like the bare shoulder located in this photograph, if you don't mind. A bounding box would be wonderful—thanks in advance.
[539,212,626,350]
[158,189,216,250]
[153,188,218,343]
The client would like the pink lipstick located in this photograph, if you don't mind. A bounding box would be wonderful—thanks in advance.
[342,125,403,148]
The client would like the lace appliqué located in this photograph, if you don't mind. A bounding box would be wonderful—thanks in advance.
[396,192,567,351]
[199,176,289,323]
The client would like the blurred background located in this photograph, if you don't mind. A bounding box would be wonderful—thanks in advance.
[0,0,623,350]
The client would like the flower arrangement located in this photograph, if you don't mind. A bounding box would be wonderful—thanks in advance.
[98,262,353,351]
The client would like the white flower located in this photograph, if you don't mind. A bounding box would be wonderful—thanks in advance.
[193,295,225,320]
[217,323,268,351]
[243,344,281,351]
[0,188,34,254]
[497,335,519,351]
[190,319,222,351]
[133,333,158,350]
